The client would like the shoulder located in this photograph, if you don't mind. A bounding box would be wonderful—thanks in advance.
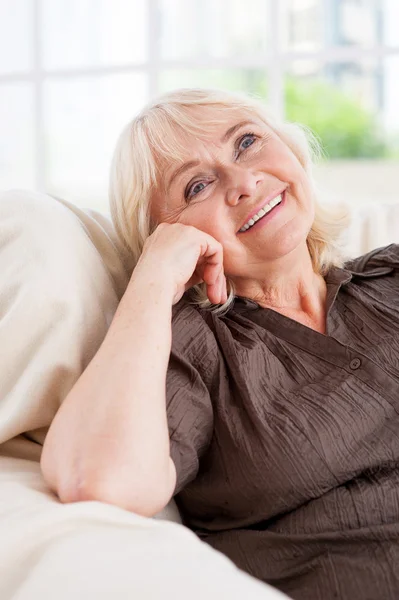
[344,243,399,274]
[171,295,219,369]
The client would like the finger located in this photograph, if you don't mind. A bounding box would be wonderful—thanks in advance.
[199,239,224,283]
[222,275,228,303]
[207,272,224,305]
[206,282,219,305]
[218,273,225,303]
[202,262,224,289]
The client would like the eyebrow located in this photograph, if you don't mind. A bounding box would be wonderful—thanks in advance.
[168,120,258,189]
[221,120,258,143]
[168,160,201,189]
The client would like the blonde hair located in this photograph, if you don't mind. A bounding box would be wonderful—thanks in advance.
[109,87,349,313]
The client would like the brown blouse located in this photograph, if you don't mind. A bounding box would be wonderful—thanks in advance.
[166,244,399,600]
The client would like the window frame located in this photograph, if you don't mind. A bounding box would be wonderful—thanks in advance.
[0,0,398,193]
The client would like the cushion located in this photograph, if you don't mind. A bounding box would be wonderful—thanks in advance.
[0,189,128,450]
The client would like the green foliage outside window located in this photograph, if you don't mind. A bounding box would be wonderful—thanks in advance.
[284,78,389,160]
[251,75,393,160]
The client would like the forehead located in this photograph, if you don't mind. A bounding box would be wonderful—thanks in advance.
[168,105,262,147]
[152,106,267,184]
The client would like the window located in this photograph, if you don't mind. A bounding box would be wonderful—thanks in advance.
[1,0,398,211]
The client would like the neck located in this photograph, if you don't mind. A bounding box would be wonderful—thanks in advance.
[233,244,327,330]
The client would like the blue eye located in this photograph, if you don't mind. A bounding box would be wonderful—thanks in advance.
[187,181,207,199]
[239,133,256,152]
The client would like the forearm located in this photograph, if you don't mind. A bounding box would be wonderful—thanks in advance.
[41,274,176,513]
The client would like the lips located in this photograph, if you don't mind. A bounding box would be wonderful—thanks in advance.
[237,188,287,233]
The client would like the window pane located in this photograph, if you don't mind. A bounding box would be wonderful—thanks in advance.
[283,0,399,51]
[0,0,33,74]
[40,0,148,70]
[382,55,399,155]
[160,0,268,60]
[285,58,399,159]
[43,74,148,209]
[160,69,268,98]
[0,83,35,190]
[282,0,323,51]
[382,0,399,47]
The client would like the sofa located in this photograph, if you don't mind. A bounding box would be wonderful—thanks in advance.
[0,189,397,600]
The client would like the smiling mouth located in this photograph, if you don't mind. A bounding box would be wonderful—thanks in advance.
[238,192,284,233]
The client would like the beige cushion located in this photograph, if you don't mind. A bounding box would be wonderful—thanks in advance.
[0,189,129,453]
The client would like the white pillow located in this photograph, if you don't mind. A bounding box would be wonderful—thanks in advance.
[0,189,129,452]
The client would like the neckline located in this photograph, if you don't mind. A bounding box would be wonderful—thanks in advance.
[232,265,351,314]
[228,261,393,351]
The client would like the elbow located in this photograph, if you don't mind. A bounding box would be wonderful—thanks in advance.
[78,488,168,518]
[71,474,174,518]
[45,463,176,519]
[40,436,177,517]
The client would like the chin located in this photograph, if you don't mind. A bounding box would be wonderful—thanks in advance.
[267,223,310,261]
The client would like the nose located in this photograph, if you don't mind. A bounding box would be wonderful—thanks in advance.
[225,165,263,207]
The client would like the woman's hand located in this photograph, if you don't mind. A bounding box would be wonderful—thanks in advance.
[132,223,228,305]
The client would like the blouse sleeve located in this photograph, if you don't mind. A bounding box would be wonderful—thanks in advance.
[166,299,219,496]
[347,243,399,273]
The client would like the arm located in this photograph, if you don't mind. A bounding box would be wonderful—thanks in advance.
[40,223,226,517]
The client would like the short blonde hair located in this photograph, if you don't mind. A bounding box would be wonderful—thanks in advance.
[109,88,349,313]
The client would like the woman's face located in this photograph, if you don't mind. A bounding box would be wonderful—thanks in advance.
[151,109,315,284]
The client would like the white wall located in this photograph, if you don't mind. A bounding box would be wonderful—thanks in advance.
[314,160,399,207]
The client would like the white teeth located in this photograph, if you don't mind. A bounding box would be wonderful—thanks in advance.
[239,193,283,233]
[270,194,282,208]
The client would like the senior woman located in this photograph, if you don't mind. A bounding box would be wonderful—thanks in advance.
[41,88,399,600]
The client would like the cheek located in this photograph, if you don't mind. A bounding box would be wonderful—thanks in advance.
[280,160,307,190]
[295,171,315,215]
[179,202,227,239]
[260,140,307,185]
[273,150,313,206]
